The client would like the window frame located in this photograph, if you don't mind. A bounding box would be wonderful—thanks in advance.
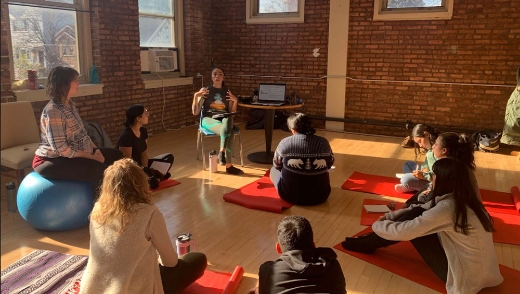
[139,0,185,78]
[246,0,305,24]
[373,0,454,21]
[7,0,93,88]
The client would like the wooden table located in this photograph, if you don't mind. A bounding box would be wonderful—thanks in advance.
[238,103,304,164]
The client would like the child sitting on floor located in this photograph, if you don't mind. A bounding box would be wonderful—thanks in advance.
[249,216,346,294]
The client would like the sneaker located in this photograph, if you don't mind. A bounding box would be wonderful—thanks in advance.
[218,151,226,165]
[394,184,410,193]
[162,172,171,181]
[226,165,244,175]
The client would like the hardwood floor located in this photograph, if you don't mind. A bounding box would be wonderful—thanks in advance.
[2,125,519,293]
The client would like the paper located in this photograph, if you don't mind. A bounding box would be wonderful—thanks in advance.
[364,204,391,213]
[396,173,405,178]
[150,161,170,176]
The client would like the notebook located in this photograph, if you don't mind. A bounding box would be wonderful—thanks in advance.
[363,204,391,213]
[252,83,286,106]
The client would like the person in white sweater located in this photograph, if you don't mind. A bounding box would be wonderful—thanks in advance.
[342,158,503,294]
[80,159,207,294]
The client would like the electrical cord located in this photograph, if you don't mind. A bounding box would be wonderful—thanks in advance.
[155,72,195,132]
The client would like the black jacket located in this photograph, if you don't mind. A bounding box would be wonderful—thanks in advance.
[258,247,346,294]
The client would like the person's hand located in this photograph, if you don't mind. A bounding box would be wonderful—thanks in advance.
[92,149,105,163]
[195,87,209,99]
[421,167,429,173]
[412,170,425,180]
[378,215,387,221]
[247,287,259,294]
[226,90,238,104]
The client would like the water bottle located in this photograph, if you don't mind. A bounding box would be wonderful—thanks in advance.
[6,182,17,213]
[90,65,99,84]
[209,150,218,173]
[176,233,195,257]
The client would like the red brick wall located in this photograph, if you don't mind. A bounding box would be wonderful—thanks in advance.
[1,2,14,103]
[210,0,330,126]
[1,0,213,142]
[346,0,520,136]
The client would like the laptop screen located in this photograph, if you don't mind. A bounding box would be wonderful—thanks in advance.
[258,83,286,102]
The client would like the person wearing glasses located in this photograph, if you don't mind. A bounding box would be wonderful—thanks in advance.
[116,104,174,180]
[33,66,123,196]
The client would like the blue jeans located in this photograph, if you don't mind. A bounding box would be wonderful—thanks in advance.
[400,160,429,192]
[270,167,281,189]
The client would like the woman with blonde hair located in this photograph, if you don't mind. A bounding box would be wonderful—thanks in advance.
[80,159,207,294]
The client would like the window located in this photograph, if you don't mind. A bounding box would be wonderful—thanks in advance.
[246,0,305,24]
[374,0,454,21]
[7,0,92,84]
[138,0,185,75]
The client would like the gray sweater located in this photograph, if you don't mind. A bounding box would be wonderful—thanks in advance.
[374,195,503,294]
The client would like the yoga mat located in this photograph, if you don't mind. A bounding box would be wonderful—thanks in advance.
[152,178,180,192]
[223,171,293,213]
[342,172,520,215]
[1,250,87,294]
[182,266,244,294]
[359,199,405,226]
[334,228,520,294]
[358,199,520,246]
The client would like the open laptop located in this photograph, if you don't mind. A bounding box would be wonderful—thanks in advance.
[252,83,286,106]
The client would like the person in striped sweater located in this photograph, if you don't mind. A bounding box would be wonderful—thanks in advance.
[270,113,334,205]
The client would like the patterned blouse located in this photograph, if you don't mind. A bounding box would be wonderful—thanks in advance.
[35,100,94,158]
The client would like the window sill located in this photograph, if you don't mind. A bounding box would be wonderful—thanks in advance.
[142,75,193,89]
[14,84,104,102]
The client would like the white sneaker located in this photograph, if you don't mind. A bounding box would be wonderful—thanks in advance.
[394,184,409,193]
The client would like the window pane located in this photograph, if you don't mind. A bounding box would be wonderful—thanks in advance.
[258,0,299,13]
[387,0,442,9]
[139,16,174,48]
[139,0,173,17]
[9,5,79,80]
[45,0,75,4]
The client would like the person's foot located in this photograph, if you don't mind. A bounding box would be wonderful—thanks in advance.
[341,237,376,254]
[226,165,244,175]
[218,151,226,165]
[394,184,409,193]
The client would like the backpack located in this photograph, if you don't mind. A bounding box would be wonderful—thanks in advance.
[471,130,502,152]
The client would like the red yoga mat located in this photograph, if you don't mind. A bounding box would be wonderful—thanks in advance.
[334,228,520,294]
[359,199,520,246]
[152,178,180,192]
[182,266,244,294]
[342,172,520,215]
[223,171,293,213]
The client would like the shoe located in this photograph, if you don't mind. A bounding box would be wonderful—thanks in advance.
[218,151,226,165]
[341,237,376,254]
[162,172,171,181]
[395,184,410,193]
[226,165,244,175]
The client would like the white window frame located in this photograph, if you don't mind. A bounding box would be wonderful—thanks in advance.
[7,0,94,89]
[373,0,454,21]
[246,0,305,24]
[139,0,186,80]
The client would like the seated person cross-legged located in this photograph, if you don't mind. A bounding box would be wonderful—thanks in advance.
[80,159,207,294]
[33,66,123,195]
[342,158,503,294]
[249,216,346,294]
[116,104,174,181]
[191,67,243,175]
[270,113,334,205]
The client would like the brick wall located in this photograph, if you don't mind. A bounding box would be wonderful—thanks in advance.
[210,0,330,127]
[346,0,520,136]
[0,0,213,142]
[1,2,14,103]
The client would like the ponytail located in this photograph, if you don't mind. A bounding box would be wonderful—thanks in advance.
[438,132,476,171]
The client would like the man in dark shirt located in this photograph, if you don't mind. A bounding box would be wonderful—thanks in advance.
[249,216,346,294]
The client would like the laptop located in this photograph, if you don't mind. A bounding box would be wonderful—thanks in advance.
[252,83,286,106]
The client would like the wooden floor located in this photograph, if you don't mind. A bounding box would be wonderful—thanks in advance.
[2,125,519,293]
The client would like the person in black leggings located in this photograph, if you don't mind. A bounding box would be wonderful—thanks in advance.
[33,66,123,195]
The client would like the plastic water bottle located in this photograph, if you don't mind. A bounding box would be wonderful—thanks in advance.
[90,65,99,84]
[6,182,17,213]
[209,150,218,173]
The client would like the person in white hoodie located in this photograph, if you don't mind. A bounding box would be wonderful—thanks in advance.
[342,158,503,294]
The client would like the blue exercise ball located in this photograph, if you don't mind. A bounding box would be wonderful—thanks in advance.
[17,172,95,231]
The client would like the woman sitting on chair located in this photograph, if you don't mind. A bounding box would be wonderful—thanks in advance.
[270,113,334,206]
[191,67,243,175]
[116,104,173,180]
[32,66,123,195]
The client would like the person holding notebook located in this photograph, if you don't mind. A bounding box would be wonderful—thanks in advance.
[191,67,244,175]
[116,104,174,182]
